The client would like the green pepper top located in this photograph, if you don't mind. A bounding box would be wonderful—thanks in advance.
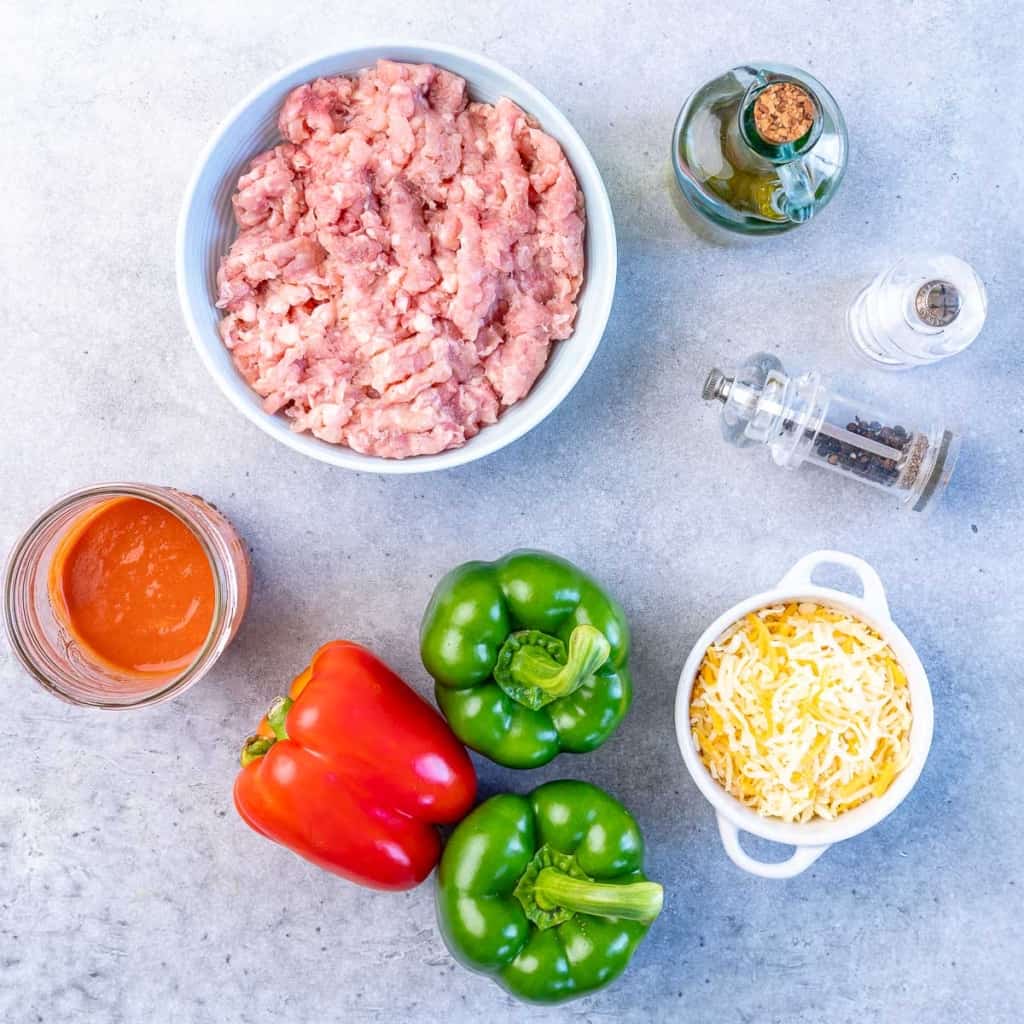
[436,780,663,1004]
[420,550,632,768]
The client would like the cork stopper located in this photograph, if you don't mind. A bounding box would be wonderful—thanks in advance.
[753,83,815,144]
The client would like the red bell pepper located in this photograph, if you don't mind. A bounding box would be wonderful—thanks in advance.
[233,641,477,890]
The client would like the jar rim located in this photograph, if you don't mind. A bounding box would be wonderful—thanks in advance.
[3,482,239,709]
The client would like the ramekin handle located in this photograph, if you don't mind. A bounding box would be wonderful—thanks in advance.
[777,550,890,620]
[716,816,829,879]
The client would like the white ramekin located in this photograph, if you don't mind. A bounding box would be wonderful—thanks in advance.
[674,551,934,879]
[177,42,617,474]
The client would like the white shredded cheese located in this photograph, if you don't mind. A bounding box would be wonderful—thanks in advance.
[690,603,912,823]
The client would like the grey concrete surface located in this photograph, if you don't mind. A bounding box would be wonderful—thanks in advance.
[2,2,1022,1022]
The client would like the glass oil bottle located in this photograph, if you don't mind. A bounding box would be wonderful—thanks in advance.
[702,353,960,512]
[672,63,847,235]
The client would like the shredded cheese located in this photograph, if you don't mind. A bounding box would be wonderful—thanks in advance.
[690,603,912,822]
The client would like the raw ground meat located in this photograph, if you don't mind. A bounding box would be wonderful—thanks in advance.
[215,60,586,458]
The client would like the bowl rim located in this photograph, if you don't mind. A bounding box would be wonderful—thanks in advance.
[674,581,935,849]
[176,40,617,475]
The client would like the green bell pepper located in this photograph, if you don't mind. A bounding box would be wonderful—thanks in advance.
[420,550,632,768]
[436,780,663,1004]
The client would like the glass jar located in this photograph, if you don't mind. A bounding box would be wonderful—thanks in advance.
[3,483,251,708]
[672,63,848,234]
[702,354,961,512]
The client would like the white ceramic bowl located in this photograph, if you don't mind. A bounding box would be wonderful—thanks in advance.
[674,551,934,879]
[177,42,617,473]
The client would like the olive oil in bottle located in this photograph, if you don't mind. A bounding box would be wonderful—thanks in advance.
[672,64,848,235]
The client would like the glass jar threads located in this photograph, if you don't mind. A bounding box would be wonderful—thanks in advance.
[701,354,960,512]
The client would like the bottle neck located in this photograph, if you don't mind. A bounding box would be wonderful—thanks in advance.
[739,76,823,164]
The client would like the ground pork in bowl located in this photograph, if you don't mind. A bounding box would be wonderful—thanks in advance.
[178,43,616,472]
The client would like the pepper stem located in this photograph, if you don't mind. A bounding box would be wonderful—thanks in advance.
[237,696,293,767]
[266,696,293,740]
[494,625,611,710]
[533,867,663,925]
[239,735,274,767]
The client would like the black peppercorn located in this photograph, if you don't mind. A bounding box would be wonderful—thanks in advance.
[813,416,910,487]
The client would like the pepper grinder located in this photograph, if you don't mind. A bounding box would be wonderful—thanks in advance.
[702,353,960,513]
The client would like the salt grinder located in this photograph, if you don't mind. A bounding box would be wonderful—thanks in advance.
[846,253,987,369]
[702,353,960,512]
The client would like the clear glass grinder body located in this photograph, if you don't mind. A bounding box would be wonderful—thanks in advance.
[702,354,960,512]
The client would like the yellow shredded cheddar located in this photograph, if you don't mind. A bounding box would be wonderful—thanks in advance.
[690,603,912,822]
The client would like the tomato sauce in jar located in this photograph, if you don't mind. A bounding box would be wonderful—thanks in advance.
[4,483,250,707]
[48,497,217,676]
